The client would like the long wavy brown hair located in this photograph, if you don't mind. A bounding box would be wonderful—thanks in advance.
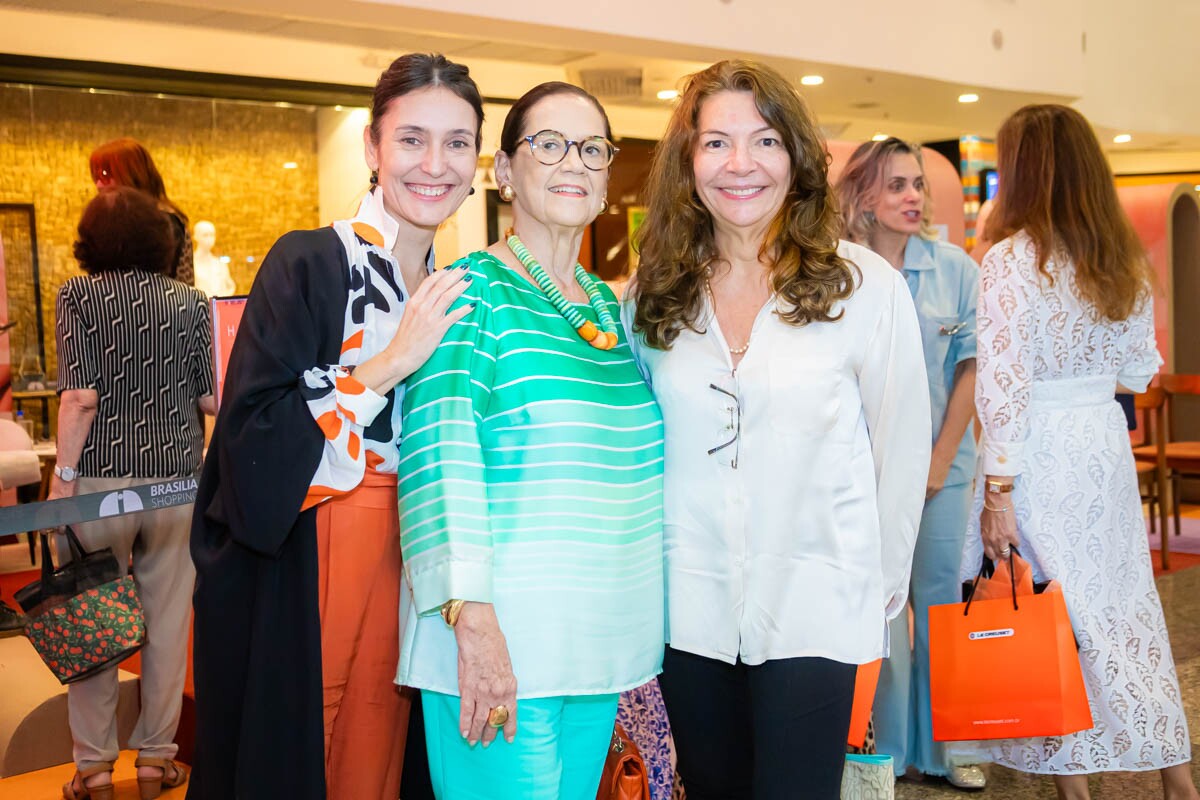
[986,104,1150,321]
[631,60,855,350]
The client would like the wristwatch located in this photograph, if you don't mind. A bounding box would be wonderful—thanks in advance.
[54,465,78,482]
[985,478,1014,494]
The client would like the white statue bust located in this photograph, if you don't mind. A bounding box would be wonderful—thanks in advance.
[192,220,237,297]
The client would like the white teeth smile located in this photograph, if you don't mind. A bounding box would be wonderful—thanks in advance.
[408,185,449,197]
[550,186,586,196]
[723,187,762,197]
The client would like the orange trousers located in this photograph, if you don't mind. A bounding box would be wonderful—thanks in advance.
[316,467,410,800]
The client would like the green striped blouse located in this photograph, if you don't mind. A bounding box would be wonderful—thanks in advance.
[397,251,665,697]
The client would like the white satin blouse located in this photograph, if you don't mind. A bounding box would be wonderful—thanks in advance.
[623,240,931,665]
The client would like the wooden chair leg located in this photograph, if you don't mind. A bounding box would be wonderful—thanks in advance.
[1173,474,1183,538]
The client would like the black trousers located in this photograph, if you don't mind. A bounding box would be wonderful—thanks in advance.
[659,647,857,800]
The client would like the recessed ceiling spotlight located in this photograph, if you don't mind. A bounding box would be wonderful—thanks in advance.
[872,133,889,142]
[800,75,824,86]
[1194,184,1200,192]
[283,162,298,169]
[656,89,680,101]
[1113,134,1132,144]
[334,105,343,111]
[958,93,980,104]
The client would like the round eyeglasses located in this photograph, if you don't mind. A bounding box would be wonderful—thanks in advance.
[522,129,618,171]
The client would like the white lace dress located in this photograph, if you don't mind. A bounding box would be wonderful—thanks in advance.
[959,230,1190,773]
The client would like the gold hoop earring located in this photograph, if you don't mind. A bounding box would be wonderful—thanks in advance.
[599,198,609,214]
[499,184,515,202]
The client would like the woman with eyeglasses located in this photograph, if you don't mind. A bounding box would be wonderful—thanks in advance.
[396,82,664,799]
[835,138,983,790]
[625,61,930,798]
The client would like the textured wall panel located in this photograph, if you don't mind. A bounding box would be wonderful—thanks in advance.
[0,84,319,377]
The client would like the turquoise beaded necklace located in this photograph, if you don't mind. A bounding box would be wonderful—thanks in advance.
[506,231,619,350]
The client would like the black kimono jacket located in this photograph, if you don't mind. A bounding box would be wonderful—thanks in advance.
[188,228,352,800]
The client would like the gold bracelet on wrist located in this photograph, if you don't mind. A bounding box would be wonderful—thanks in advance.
[440,599,465,628]
[984,503,1011,513]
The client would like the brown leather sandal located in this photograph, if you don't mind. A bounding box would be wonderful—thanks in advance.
[134,755,189,800]
[62,763,115,800]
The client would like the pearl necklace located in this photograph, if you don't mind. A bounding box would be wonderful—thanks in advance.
[705,277,751,355]
[506,231,619,350]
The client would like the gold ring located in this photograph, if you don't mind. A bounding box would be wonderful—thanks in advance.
[487,705,509,728]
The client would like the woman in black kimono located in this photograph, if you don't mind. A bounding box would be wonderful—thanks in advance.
[188,54,483,800]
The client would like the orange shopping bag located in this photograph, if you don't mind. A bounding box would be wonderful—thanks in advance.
[846,659,881,748]
[929,552,1092,742]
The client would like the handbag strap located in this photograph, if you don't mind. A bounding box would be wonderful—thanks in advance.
[38,526,92,579]
[63,526,89,562]
[38,528,58,580]
[963,546,1021,616]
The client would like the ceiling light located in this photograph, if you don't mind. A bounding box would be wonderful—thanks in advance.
[872,133,888,142]
[958,93,980,104]
[800,75,824,86]
[283,162,298,169]
[1113,134,1132,144]
[334,105,343,111]
[656,89,679,101]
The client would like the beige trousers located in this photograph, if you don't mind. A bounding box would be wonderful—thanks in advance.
[59,476,196,771]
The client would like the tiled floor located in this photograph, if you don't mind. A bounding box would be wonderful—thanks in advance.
[895,564,1200,799]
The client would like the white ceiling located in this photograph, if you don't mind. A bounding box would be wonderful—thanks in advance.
[4,0,1199,157]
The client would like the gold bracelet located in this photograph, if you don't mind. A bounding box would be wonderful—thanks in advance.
[440,599,465,628]
[984,503,1011,513]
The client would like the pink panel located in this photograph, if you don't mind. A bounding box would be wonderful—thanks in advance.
[1117,183,1183,371]
[827,140,966,249]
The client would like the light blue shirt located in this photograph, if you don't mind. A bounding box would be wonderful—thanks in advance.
[902,236,979,486]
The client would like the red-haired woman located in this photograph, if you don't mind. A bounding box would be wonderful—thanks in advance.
[966,104,1197,799]
[89,138,193,284]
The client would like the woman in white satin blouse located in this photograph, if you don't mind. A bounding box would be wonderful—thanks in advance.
[624,59,931,798]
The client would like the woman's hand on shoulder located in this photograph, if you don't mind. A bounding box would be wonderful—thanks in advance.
[385,264,475,380]
[454,601,518,747]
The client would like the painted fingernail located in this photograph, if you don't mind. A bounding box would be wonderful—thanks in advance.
[482,740,491,749]
[469,302,477,309]
[465,275,473,282]
[461,729,469,739]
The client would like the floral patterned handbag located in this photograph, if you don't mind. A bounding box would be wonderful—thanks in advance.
[14,527,144,684]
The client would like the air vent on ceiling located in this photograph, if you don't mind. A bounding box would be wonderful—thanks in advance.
[578,68,643,98]
[820,122,850,139]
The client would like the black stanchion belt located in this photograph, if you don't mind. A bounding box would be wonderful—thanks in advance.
[0,477,199,537]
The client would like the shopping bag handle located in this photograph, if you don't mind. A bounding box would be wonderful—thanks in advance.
[37,526,91,577]
[963,546,1021,615]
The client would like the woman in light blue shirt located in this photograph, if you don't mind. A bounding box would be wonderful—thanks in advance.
[837,137,981,790]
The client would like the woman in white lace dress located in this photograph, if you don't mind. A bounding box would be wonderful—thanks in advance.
[965,104,1198,799]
